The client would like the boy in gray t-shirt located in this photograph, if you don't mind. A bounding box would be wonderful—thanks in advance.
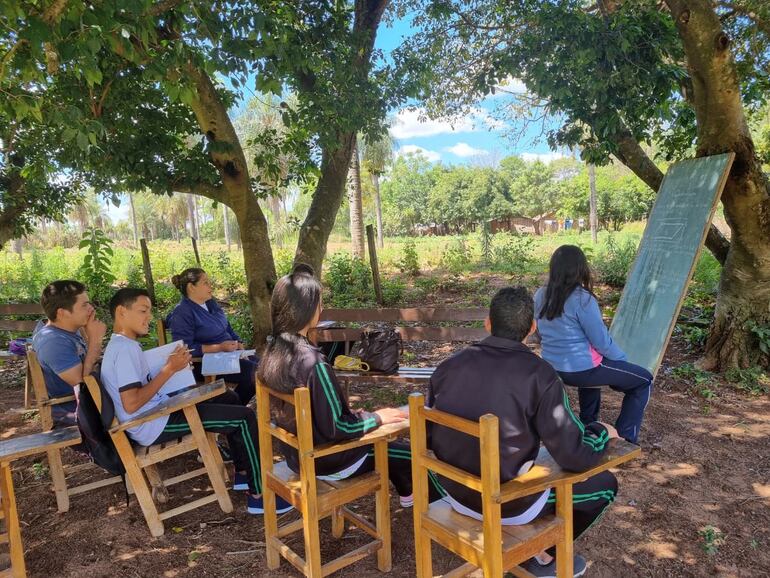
[102,288,290,515]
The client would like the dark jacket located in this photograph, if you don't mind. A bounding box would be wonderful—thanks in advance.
[166,297,240,356]
[273,337,382,475]
[429,335,610,517]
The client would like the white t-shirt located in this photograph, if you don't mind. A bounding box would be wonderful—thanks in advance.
[100,334,169,446]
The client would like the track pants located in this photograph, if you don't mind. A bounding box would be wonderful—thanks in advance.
[346,441,446,503]
[558,358,653,443]
[153,402,262,494]
[538,470,618,556]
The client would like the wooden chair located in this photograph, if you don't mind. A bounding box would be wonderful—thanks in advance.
[0,427,82,578]
[256,379,409,577]
[408,392,641,577]
[25,350,123,513]
[82,376,233,537]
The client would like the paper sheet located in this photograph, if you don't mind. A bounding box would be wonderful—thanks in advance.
[142,340,196,395]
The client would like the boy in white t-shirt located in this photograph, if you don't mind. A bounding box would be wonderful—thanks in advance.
[101,288,291,515]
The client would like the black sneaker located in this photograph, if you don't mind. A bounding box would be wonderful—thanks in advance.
[521,554,587,578]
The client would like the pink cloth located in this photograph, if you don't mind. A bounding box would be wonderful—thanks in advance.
[589,345,603,367]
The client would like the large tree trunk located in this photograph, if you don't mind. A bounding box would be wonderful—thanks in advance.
[294,0,389,274]
[186,65,276,347]
[348,138,366,259]
[667,0,770,370]
[295,135,357,273]
[371,172,384,248]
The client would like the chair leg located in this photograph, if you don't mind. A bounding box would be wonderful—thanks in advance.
[0,463,27,578]
[113,436,164,537]
[47,448,69,513]
[331,506,345,539]
[373,441,392,572]
[182,407,233,514]
[555,484,574,578]
[144,464,169,505]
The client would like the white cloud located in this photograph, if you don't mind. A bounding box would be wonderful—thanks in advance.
[397,144,441,162]
[520,151,567,164]
[445,142,489,158]
[389,107,506,139]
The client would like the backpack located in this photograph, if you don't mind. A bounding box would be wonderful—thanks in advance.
[76,377,126,477]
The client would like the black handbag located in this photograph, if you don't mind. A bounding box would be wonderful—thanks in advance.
[352,329,402,374]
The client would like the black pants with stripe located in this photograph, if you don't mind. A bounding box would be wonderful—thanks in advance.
[538,470,618,556]
[349,441,445,503]
[153,402,262,494]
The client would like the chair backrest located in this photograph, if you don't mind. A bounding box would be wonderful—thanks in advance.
[408,392,503,527]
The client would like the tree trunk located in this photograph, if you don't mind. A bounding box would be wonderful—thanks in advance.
[223,204,231,250]
[371,172,384,248]
[348,138,366,259]
[588,163,598,243]
[667,0,770,370]
[295,133,357,273]
[293,0,389,274]
[186,65,276,347]
[128,193,139,247]
[186,193,199,239]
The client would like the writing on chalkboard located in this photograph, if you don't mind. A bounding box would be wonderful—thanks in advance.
[610,153,734,375]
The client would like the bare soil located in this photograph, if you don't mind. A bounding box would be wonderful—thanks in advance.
[1,301,769,577]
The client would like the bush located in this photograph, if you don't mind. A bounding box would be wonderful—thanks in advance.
[440,239,471,273]
[594,235,638,287]
[491,234,534,274]
[324,253,373,306]
[396,240,420,277]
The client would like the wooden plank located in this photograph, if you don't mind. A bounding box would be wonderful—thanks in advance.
[110,380,226,433]
[0,304,43,315]
[0,427,81,462]
[497,439,641,504]
[320,307,487,323]
[0,321,39,332]
[366,225,383,306]
[0,463,26,578]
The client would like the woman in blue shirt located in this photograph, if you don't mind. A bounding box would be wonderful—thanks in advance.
[534,245,652,443]
[167,268,257,405]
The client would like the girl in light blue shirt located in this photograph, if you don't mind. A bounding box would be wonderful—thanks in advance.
[534,245,652,443]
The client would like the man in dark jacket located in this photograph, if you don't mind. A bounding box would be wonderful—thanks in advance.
[429,286,620,578]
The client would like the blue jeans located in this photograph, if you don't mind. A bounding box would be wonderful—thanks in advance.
[558,358,653,443]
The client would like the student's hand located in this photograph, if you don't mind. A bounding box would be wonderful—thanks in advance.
[220,340,239,352]
[166,345,192,373]
[597,422,619,439]
[84,311,107,344]
[374,407,408,425]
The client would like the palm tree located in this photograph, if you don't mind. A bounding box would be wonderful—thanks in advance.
[360,131,394,248]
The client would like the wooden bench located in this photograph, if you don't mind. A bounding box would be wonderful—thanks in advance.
[408,392,641,577]
[0,427,82,577]
[315,307,488,385]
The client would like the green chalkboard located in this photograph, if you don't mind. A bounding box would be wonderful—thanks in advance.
[609,153,734,375]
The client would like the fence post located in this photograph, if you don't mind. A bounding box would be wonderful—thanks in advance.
[366,224,383,306]
[191,236,202,266]
[139,238,156,305]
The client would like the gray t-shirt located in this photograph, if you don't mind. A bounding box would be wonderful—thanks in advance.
[100,334,169,446]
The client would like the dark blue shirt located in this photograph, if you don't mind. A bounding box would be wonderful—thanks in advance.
[166,297,240,356]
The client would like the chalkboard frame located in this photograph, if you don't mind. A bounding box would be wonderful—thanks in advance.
[609,152,735,377]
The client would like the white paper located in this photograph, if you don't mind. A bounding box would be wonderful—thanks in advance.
[201,351,241,376]
[143,340,196,395]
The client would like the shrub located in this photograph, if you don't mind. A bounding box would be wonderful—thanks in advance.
[396,240,420,277]
[594,235,638,287]
[324,253,373,306]
[440,239,471,273]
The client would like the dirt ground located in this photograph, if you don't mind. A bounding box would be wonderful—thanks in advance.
[1,331,769,578]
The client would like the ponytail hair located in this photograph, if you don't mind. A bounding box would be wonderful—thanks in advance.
[257,264,322,392]
[171,268,206,297]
